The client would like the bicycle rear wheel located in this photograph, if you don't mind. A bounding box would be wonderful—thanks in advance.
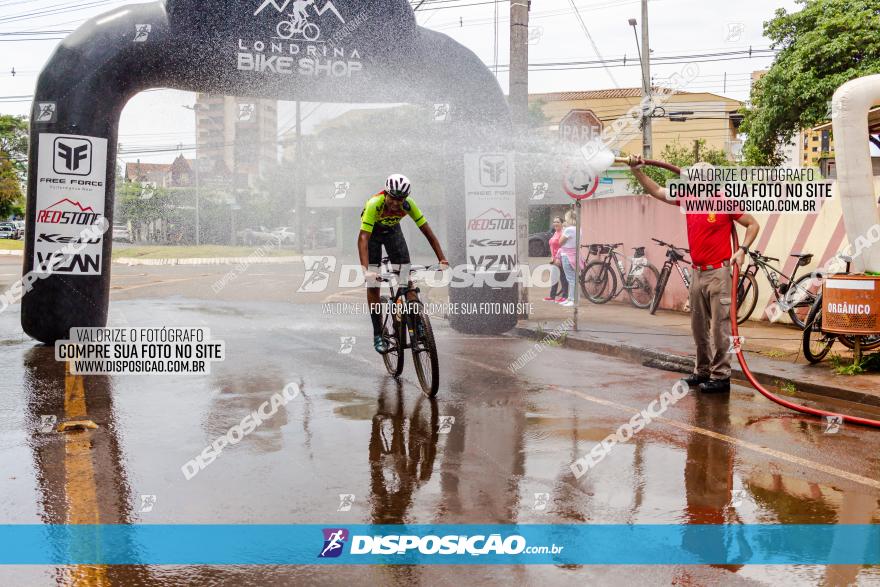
[626,263,660,309]
[381,297,405,377]
[785,274,819,329]
[410,306,439,397]
[736,272,759,325]
[581,261,616,303]
[649,266,671,315]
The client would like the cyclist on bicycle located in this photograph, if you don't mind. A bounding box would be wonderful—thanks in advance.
[359,174,448,353]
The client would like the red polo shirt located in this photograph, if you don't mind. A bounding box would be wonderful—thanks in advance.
[684,212,742,266]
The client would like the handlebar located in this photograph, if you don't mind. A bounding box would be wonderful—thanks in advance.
[651,237,690,253]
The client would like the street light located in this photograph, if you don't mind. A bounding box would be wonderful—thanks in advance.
[629,15,652,157]
[182,103,208,246]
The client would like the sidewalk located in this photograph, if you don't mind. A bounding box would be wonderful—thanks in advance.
[515,293,880,413]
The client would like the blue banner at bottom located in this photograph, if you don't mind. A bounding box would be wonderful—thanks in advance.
[0,525,877,565]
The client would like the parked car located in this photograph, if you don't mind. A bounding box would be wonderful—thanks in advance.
[528,229,553,257]
[272,227,296,245]
[0,225,16,239]
[11,221,25,239]
[112,224,132,243]
[0,222,21,240]
[237,226,279,246]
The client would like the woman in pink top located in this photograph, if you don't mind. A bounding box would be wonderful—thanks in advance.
[544,216,569,302]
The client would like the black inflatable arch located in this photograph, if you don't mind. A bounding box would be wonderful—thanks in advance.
[23,0,517,344]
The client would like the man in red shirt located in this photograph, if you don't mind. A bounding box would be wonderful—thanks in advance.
[629,157,760,393]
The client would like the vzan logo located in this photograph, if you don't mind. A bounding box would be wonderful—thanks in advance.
[53,138,92,176]
[239,0,362,77]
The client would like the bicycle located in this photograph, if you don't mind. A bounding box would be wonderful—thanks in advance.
[276,13,321,41]
[377,257,443,397]
[736,250,818,329]
[579,243,660,308]
[802,256,880,363]
[649,238,692,315]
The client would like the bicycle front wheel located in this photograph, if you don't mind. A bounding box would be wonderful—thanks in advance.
[736,272,759,325]
[802,304,834,363]
[581,261,616,303]
[410,308,439,397]
[649,266,671,315]
[626,263,660,309]
[276,20,295,39]
[381,297,405,377]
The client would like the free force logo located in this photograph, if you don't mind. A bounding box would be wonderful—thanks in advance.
[479,155,508,187]
[53,137,92,176]
[318,528,349,558]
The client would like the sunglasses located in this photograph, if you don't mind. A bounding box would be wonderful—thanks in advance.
[386,190,409,200]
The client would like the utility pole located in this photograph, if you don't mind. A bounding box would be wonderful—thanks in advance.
[640,0,653,158]
[510,0,530,316]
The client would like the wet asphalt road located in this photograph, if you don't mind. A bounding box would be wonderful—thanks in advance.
[1,256,880,586]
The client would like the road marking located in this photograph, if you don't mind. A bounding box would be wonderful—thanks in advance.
[62,362,109,587]
[457,356,880,491]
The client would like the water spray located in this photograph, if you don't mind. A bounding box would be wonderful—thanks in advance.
[612,156,880,429]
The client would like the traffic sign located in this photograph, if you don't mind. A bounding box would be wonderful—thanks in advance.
[560,109,606,199]
[559,109,603,145]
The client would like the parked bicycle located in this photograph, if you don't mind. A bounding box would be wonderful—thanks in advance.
[802,256,880,363]
[735,250,819,329]
[649,238,692,315]
[377,257,442,397]
[579,243,660,308]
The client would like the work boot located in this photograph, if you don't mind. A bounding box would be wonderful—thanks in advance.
[699,379,731,394]
[373,335,389,354]
[683,373,710,387]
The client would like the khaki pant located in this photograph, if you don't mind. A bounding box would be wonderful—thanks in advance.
[689,267,732,380]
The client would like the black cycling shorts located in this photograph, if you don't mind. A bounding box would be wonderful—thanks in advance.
[367,224,411,267]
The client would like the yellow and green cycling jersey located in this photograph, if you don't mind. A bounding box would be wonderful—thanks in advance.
[359,192,427,234]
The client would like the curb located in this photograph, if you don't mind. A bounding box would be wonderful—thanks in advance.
[114,256,300,266]
[513,326,880,411]
[0,250,23,256]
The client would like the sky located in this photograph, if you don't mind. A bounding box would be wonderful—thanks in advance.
[0,0,802,164]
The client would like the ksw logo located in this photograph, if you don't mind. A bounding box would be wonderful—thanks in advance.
[479,155,508,187]
[53,137,92,176]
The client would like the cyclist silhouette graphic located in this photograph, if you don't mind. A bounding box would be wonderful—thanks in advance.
[276,0,320,40]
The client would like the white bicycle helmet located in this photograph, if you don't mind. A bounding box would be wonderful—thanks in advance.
[385,174,411,199]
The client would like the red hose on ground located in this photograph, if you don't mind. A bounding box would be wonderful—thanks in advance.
[638,158,880,428]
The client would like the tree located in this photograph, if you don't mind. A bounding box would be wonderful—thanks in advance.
[740,0,880,165]
[0,115,28,217]
[626,139,733,193]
